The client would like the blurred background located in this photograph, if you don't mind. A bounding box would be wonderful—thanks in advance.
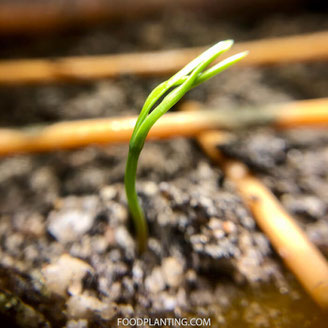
[0,0,327,56]
[0,0,327,124]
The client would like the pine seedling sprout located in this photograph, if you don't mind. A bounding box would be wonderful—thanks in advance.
[125,40,248,253]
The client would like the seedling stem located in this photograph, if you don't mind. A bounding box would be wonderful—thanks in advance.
[125,40,247,252]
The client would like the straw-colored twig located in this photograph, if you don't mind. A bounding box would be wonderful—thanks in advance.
[0,0,301,35]
[197,130,328,310]
[0,97,327,156]
[0,31,328,85]
[0,111,219,156]
[0,0,199,34]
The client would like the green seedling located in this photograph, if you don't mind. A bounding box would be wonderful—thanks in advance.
[125,40,248,253]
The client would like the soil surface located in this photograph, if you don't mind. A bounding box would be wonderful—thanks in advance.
[0,9,328,328]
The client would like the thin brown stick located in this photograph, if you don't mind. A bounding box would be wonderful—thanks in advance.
[0,0,195,34]
[0,97,327,156]
[0,0,301,35]
[1,31,328,85]
[181,98,328,130]
[0,111,219,156]
[273,99,328,128]
[197,130,328,310]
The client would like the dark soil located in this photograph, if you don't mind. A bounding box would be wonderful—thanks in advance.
[0,9,328,328]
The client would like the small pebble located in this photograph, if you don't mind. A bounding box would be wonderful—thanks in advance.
[162,257,184,288]
[145,267,165,294]
[66,293,117,320]
[41,254,94,297]
[48,209,95,243]
[222,221,237,234]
